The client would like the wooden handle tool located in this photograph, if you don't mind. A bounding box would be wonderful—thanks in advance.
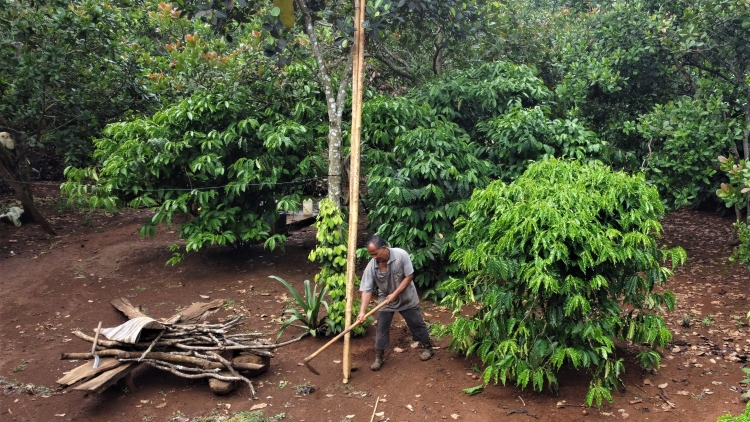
[303,300,389,375]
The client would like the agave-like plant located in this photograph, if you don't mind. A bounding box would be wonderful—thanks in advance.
[270,276,329,340]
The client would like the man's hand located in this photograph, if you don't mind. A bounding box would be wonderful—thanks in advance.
[357,311,366,323]
[385,292,398,304]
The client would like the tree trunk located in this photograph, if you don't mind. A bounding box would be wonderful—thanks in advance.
[296,0,353,208]
[327,115,343,207]
[744,98,750,222]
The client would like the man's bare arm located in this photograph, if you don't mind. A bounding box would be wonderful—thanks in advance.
[357,291,373,322]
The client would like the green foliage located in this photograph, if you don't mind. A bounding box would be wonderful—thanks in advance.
[717,402,750,422]
[626,96,741,209]
[416,61,551,136]
[307,198,367,336]
[62,85,320,262]
[462,385,484,396]
[271,276,328,339]
[366,120,491,290]
[717,155,750,211]
[716,155,750,268]
[701,315,714,327]
[477,105,606,181]
[0,0,156,168]
[436,159,685,405]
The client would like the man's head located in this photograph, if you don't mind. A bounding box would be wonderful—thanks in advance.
[366,235,389,261]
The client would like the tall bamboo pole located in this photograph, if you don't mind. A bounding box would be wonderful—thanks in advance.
[342,0,366,384]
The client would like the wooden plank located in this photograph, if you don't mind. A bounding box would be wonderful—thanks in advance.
[111,298,148,320]
[73,362,137,394]
[57,358,122,386]
[178,299,225,323]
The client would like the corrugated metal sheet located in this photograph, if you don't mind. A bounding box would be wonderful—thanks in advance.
[100,317,165,344]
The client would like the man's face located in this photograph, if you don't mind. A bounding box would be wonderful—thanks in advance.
[367,244,389,262]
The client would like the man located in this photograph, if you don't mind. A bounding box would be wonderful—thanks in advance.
[357,235,433,371]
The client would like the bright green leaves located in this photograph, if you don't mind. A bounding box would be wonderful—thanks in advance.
[437,159,685,406]
[308,199,367,336]
[626,96,741,209]
[271,276,329,339]
[62,87,318,263]
[366,119,491,292]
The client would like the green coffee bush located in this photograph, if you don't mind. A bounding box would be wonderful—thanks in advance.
[437,159,685,406]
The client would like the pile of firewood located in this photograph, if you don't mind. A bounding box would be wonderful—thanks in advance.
[57,298,302,398]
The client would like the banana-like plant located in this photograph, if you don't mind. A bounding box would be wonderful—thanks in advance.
[270,276,329,340]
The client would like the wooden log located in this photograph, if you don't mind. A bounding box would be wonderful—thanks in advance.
[73,330,202,349]
[61,350,265,371]
[73,362,137,394]
[111,298,149,320]
[56,358,121,386]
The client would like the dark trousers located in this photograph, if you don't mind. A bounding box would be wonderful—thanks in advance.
[375,306,431,351]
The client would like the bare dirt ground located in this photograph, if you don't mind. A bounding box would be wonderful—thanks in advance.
[1,190,750,422]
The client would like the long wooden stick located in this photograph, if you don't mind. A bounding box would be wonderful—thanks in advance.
[91,322,102,368]
[370,396,380,422]
[306,300,388,375]
[343,0,367,385]
[60,350,265,371]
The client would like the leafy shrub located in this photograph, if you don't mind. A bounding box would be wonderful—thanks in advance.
[307,199,367,336]
[625,96,742,209]
[62,89,319,262]
[0,0,157,168]
[361,96,438,152]
[477,104,606,180]
[718,402,750,422]
[715,155,750,267]
[415,61,550,136]
[436,159,685,406]
[271,276,328,339]
[366,120,491,290]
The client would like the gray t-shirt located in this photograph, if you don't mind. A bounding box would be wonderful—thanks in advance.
[359,247,419,312]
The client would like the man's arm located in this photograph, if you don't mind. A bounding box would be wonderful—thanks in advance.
[385,273,414,304]
[357,291,373,322]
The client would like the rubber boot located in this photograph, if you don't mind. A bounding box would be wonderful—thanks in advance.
[371,349,384,371]
[419,342,434,361]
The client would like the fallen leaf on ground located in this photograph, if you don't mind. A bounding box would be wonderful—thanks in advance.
[394,347,404,353]
[406,404,414,411]
[199,295,210,299]
[155,402,166,408]
[658,383,668,389]
[676,390,690,396]
[643,379,652,385]
[451,414,459,420]
[250,403,267,410]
